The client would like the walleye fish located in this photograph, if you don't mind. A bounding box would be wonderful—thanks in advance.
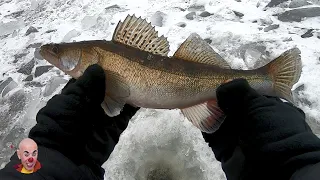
[40,15,302,133]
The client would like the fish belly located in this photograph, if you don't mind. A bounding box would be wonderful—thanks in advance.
[124,67,219,109]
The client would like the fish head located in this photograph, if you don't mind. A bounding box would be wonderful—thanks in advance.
[40,42,100,78]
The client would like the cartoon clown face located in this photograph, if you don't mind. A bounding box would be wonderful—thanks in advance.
[17,138,39,171]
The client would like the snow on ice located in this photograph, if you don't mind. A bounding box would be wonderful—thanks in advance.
[0,0,320,179]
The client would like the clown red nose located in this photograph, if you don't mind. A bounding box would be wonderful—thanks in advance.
[28,157,34,163]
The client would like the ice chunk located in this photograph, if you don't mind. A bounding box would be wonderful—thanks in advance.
[199,11,212,17]
[289,0,312,8]
[293,84,313,106]
[278,7,320,22]
[2,80,18,97]
[301,29,314,38]
[24,75,33,82]
[0,90,27,131]
[27,43,42,49]
[0,77,13,94]
[204,38,212,44]
[35,65,53,77]
[17,59,35,75]
[34,48,43,60]
[25,26,38,36]
[62,29,81,42]
[233,11,244,18]
[150,11,166,27]
[258,17,273,26]
[81,16,97,30]
[244,48,267,69]
[187,5,205,11]
[264,24,280,32]
[30,0,40,10]
[45,29,57,33]
[43,77,67,97]
[185,12,196,20]
[243,48,263,69]
[4,10,24,18]
[105,4,121,11]
[176,22,186,28]
[25,81,44,87]
[265,0,289,7]
[0,20,25,36]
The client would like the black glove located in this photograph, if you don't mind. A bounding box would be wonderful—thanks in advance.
[30,64,140,176]
[216,78,260,116]
[202,79,253,160]
[205,78,320,180]
[61,64,106,104]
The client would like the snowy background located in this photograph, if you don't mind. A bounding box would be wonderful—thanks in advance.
[0,0,320,179]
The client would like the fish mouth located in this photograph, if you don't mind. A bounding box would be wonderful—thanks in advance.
[39,44,59,65]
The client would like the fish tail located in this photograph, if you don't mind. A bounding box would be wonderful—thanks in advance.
[266,48,302,102]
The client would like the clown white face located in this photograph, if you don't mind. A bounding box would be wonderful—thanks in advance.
[17,138,38,171]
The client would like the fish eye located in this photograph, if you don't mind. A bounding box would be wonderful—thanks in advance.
[52,45,59,54]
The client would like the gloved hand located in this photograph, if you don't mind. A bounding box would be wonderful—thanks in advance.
[61,64,106,105]
[203,78,317,180]
[202,79,254,162]
[61,64,140,129]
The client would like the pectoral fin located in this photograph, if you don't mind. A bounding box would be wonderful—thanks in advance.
[174,33,230,69]
[181,99,225,133]
[102,70,130,116]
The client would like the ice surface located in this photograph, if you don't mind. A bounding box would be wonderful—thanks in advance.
[199,11,212,18]
[289,0,312,8]
[243,48,264,69]
[2,80,18,97]
[0,77,13,94]
[0,0,320,180]
[30,0,42,10]
[81,16,98,30]
[0,19,25,36]
[17,59,35,75]
[103,109,224,180]
[35,65,54,77]
[264,24,280,32]
[25,26,39,36]
[150,11,166,27]
[265,0,288,7]
[185,12,196,20]
[62,29,81,42]
[43,77,67,97]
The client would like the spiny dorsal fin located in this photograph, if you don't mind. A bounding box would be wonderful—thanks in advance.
[112,14,170,56]
[173,33,230,69]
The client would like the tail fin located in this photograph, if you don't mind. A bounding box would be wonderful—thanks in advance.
[267,48,302,103]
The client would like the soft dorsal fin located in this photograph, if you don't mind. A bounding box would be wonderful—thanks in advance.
[173,33,230,69]
[112,14,170,56]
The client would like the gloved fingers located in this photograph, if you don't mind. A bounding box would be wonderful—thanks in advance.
[217,78,260,115]
[121,104,140,118]
[111,104,140,131]
[202,114,240,143]
[61,78,76,93]
[201,115,241,162]
[74,64,106,103]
